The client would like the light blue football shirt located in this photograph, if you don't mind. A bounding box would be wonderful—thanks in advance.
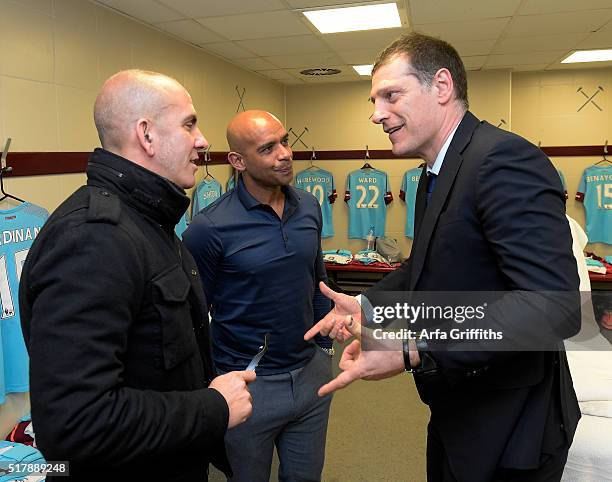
[576,165,612,244]
[345,168,392,239]
[400,167,422,238]
[294,167,336,238]
[192,178,223,215]
[174,211,189,239]
[0,202,48,397]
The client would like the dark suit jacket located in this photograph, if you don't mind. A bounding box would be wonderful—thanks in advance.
[366,112,581,481]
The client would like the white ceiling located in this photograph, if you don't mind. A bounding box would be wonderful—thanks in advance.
[94,0,612,85]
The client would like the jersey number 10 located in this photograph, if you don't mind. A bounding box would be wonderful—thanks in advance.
[305,184,325,205]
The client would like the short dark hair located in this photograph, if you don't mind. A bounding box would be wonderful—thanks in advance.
[373,32,468,109]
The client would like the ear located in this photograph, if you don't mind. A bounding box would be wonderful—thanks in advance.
[136,118,155,157]
[228,151,246,172]
[432,68,454,105]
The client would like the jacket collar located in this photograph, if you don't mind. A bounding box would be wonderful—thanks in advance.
[86,148,190,227]
[410,111,481,290]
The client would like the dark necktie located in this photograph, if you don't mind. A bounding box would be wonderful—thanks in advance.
[426,172,437,204]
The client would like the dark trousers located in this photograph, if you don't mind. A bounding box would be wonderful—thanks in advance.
[427,423,569,482]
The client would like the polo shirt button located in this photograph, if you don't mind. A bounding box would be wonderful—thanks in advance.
[284,235,288,241]
[100,190,109,197]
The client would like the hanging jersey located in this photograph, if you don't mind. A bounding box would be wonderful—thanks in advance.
[0,203,48,397]
[576,165,612,244]
[400,167,422,238]
[295,168,336,238]
[192,178,222,215]
[344,168,392,239]
[557,169,567,199]
[174,211,189,240]
[226,175,236,192]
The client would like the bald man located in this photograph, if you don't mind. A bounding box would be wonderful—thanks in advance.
[19,70,255,482]
[183,110,334,482]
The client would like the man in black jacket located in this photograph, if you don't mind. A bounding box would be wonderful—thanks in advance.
[19,70,254,481]
[306,33,581,481]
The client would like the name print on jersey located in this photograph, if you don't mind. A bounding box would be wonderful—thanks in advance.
[0,227,41,246]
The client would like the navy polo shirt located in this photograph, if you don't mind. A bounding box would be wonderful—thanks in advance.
[184,176,330,375]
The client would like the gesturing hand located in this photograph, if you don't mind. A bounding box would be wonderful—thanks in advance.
[305,282,362,342]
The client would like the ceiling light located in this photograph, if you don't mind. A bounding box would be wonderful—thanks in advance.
[561,49,612,63]
[353,65,373,76]
[303,3,401,34]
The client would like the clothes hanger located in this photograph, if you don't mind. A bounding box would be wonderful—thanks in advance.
[0,138,25,204]
[202,145,215,181]
[307,147,318,169]
[595,140,612,166]
[361,145,374,170]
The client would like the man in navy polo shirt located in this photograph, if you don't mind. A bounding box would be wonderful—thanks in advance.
[183,110,333,482]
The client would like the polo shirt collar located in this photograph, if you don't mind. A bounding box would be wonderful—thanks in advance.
[236,174,299,211]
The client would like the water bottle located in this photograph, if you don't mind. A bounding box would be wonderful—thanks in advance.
[366,226,375,251]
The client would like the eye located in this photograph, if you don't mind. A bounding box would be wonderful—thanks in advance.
[386,91,397,102]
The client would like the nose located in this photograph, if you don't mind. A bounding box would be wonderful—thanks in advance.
[279,142,292,160]
[194,127,208,150]
[371,103,387,125]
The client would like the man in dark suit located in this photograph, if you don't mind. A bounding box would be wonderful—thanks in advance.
[305,33,581,481]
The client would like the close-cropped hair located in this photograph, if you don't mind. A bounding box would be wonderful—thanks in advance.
[373,32,468,109]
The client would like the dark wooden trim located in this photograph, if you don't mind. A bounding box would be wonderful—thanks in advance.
[540,146,608,157]
[292,149,399,160]
[2,145,609,177]
[2,151,230,177]
[5,152,89,177]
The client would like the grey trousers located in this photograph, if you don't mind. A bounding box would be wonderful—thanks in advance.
[224,347,333,482]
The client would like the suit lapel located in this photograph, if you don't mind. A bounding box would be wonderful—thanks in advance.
[408,111,481,291]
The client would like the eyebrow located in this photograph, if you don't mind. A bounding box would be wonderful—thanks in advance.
[257,141,275,153]
[369,87,393,103]
[257,133,289,153]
